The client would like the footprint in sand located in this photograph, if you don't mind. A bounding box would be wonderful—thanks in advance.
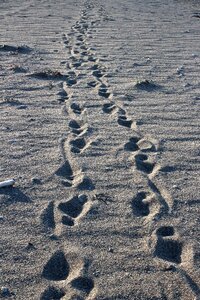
[68,119,87,136]
[55,160,74,187]
[117,114,133,128]
[70,137,87,154]
[42,250,70,281]
[98,84,111,98]
[40,286,65,300]
[58,194,90,227]
[131,192,150,217]
[41,251,94,299]
[70,102,83,115]
[154,226,183,264]
[124,137,140,152]
[92,69,103,79]
[102,102,117,114]
[134,153,155,174]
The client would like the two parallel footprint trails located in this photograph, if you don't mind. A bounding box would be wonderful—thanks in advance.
[41,251,94,299]
[38,2,199,298]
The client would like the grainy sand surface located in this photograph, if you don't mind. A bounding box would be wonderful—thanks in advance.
[0,0,200,299]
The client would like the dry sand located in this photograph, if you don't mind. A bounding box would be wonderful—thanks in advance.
[0,0,200,299]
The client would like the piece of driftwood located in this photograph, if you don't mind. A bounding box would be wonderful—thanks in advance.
[0,179,15,188]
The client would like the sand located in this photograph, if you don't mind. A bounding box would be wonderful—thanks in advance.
[0,0,200,299]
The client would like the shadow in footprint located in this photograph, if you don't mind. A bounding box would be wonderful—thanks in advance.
[93,70,103,78]
[124,137,140,151]
[42,251,69,281]
[155,239,182,264]
[87,81,98,88]
[118,115,132,128]
[135,154,155,174]
[70,138,86,153]
[71,276,94,294]
[69,120,84,135]
[58,195,87,218]
[77,177,95,191]
[132,192,150,217]
[62,215,75,227]
[40,286,65,300]
[71,103,82,115]
[98,85,110,98]
[55,161,74,185]
[102,102,116,114]
[157,226,174,237]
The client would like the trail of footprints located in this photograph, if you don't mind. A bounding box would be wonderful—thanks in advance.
[40,1,199,298]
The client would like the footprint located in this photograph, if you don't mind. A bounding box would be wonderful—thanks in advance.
[57,89,69,102]
[70,137,86,153]
[98,84,111,98]
[40,286,65,300]
[87,80,98,88]
[124,137,140,152]
[69,119,81,132]
[61,215,75,227]
[76,176,95,191]
[55,161,74,186]
[102,102,116,114]
[117,115,133,128]
[134,154,155,174]
[156,226,175,237]
[42,251,70,281]
[58,194,88,219]
[152,226,183,264]
[154,238,182,264]
[70,276,94,295]
[68,120,87,136]
[93,69,103,78]
[70,103,82,115]
[131,192,150,217]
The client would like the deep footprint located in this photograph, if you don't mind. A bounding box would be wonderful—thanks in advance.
[131,192,150,216]
[40,286,65,300]
[42,251,70,281]
[55,161,74,184]
[102,102,116,114]
[124,137,140,151]
[155,239,182,264]
[118,115,133,128]
[58,194,88,218]
[70,103,82,115]
[156,226,175,237]
[70,137,86,153]
[98,85,110,98]
[135,154,155,174]
[71,276,94,294]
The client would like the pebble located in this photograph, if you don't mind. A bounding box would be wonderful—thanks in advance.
[108,247,114,253]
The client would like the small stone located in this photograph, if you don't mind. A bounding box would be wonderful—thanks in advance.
[108,247,114,253]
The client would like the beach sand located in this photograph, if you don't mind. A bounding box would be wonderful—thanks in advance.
[0,0,200,299]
